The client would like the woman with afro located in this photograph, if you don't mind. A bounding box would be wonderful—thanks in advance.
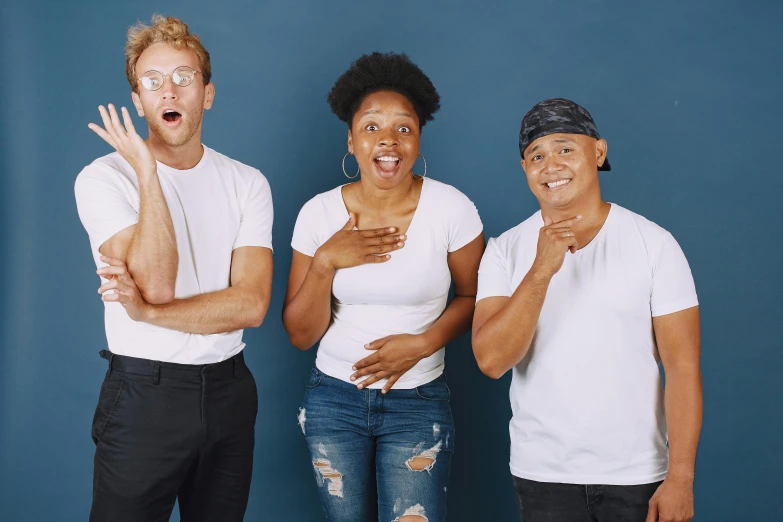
[283,52,484,521]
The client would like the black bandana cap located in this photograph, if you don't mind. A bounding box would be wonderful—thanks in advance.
[519,98,611,171]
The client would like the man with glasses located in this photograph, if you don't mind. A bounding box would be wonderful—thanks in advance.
[75,15,273,521]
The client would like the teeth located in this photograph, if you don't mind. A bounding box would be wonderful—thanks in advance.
[376,156,400,162]
[547,179,570,188]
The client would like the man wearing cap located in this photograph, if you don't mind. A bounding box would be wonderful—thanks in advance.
[472,99,701,522]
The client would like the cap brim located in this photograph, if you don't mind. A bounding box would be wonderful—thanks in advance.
[598,157,612,172]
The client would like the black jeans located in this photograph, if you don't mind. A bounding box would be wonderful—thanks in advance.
[90,350,258,522]
[513,476,662,522]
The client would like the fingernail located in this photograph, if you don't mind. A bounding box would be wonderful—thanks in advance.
[389,227,396,232]
[397,242,404,247]
[400,235,406,240]
[353,364,358,369]
[357,384,363,389]
[350,376,356,381]
[577,215,583,219]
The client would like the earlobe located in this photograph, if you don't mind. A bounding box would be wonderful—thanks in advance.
[204,83,215,110]
[596,139,608,165]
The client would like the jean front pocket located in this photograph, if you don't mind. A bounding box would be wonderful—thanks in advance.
[414,375,451,402]
[305,366,323,389]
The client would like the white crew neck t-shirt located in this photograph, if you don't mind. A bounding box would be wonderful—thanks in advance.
[477,203,698,485]
[75,145,273,365]
[291,178,483,389]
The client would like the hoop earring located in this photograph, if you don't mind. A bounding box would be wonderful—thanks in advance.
[342,153,360,179]
[416,153,427,178]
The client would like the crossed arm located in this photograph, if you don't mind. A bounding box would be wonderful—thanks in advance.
[98,246,273,334]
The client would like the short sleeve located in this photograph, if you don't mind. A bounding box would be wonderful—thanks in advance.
[233,173,274,251]
[650,232,699,317]
[74,163,138,258]
[476,237,513,302]
[446,187,483,252]
[291,196,324,257]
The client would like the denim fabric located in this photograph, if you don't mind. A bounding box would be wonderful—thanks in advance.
[513,476,663,522]
[299,367,454,522]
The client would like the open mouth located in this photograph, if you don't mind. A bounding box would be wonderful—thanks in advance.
[162,109,182,126]
[545,179,571,189]
[373,155,401,178]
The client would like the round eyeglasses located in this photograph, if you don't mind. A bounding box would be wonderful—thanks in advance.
[139,66,202,91]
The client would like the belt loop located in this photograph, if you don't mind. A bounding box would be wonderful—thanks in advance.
[108,353,115,377]
[152,362,160,385]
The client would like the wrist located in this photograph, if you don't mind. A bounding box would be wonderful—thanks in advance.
[311,250,336,277]
[667,463,695,484]
[528,262,554,283]
[136,165,158,182]
[418,331,441,357]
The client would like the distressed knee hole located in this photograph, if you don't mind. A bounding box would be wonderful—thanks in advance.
[405,441,442,472]
[406,456,435,470]
[393,503,429,522]
[313,458,344,498]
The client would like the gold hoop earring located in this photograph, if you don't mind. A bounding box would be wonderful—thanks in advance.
[342,152,360,179]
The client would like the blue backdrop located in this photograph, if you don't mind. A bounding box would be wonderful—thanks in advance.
[1,0,781,520]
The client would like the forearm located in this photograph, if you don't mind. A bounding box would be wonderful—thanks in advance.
[420,295,476,355]
[282,255,335,350]
[143,286,268,335]
[126,170,178,303]
[664,364,703,481]
[473,268,551,378]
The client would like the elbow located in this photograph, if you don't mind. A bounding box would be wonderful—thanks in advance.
[281,308,317,351]
[473,338,508,380]
[286,330,316,351]
[141,287,175,305]
[476,356,507,380]
[245,298,269,329]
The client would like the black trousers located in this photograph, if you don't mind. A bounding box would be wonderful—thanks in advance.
[90,350,258,522]
[513,476,662,522]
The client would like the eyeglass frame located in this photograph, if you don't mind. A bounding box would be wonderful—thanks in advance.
[137,65,204,92]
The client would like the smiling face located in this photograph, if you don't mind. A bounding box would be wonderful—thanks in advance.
[521,133,608,210]
[347,90,420,188]
[131,42,214,148]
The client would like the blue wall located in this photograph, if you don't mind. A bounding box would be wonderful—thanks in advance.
[1,0,781,520]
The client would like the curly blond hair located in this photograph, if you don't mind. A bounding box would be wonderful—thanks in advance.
[125,14,211,92]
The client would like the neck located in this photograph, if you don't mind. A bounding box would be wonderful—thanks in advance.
[146,129,205,170]
[357,172,419,211]
[541,192,609,229]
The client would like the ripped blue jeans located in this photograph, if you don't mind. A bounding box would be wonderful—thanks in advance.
[298,367,454,522]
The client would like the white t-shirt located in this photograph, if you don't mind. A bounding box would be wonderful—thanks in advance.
[75,145,273,365]
[291,178,483,389]
[477,203,698,485]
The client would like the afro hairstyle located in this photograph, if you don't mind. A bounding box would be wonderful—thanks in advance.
[327,52,441,129]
